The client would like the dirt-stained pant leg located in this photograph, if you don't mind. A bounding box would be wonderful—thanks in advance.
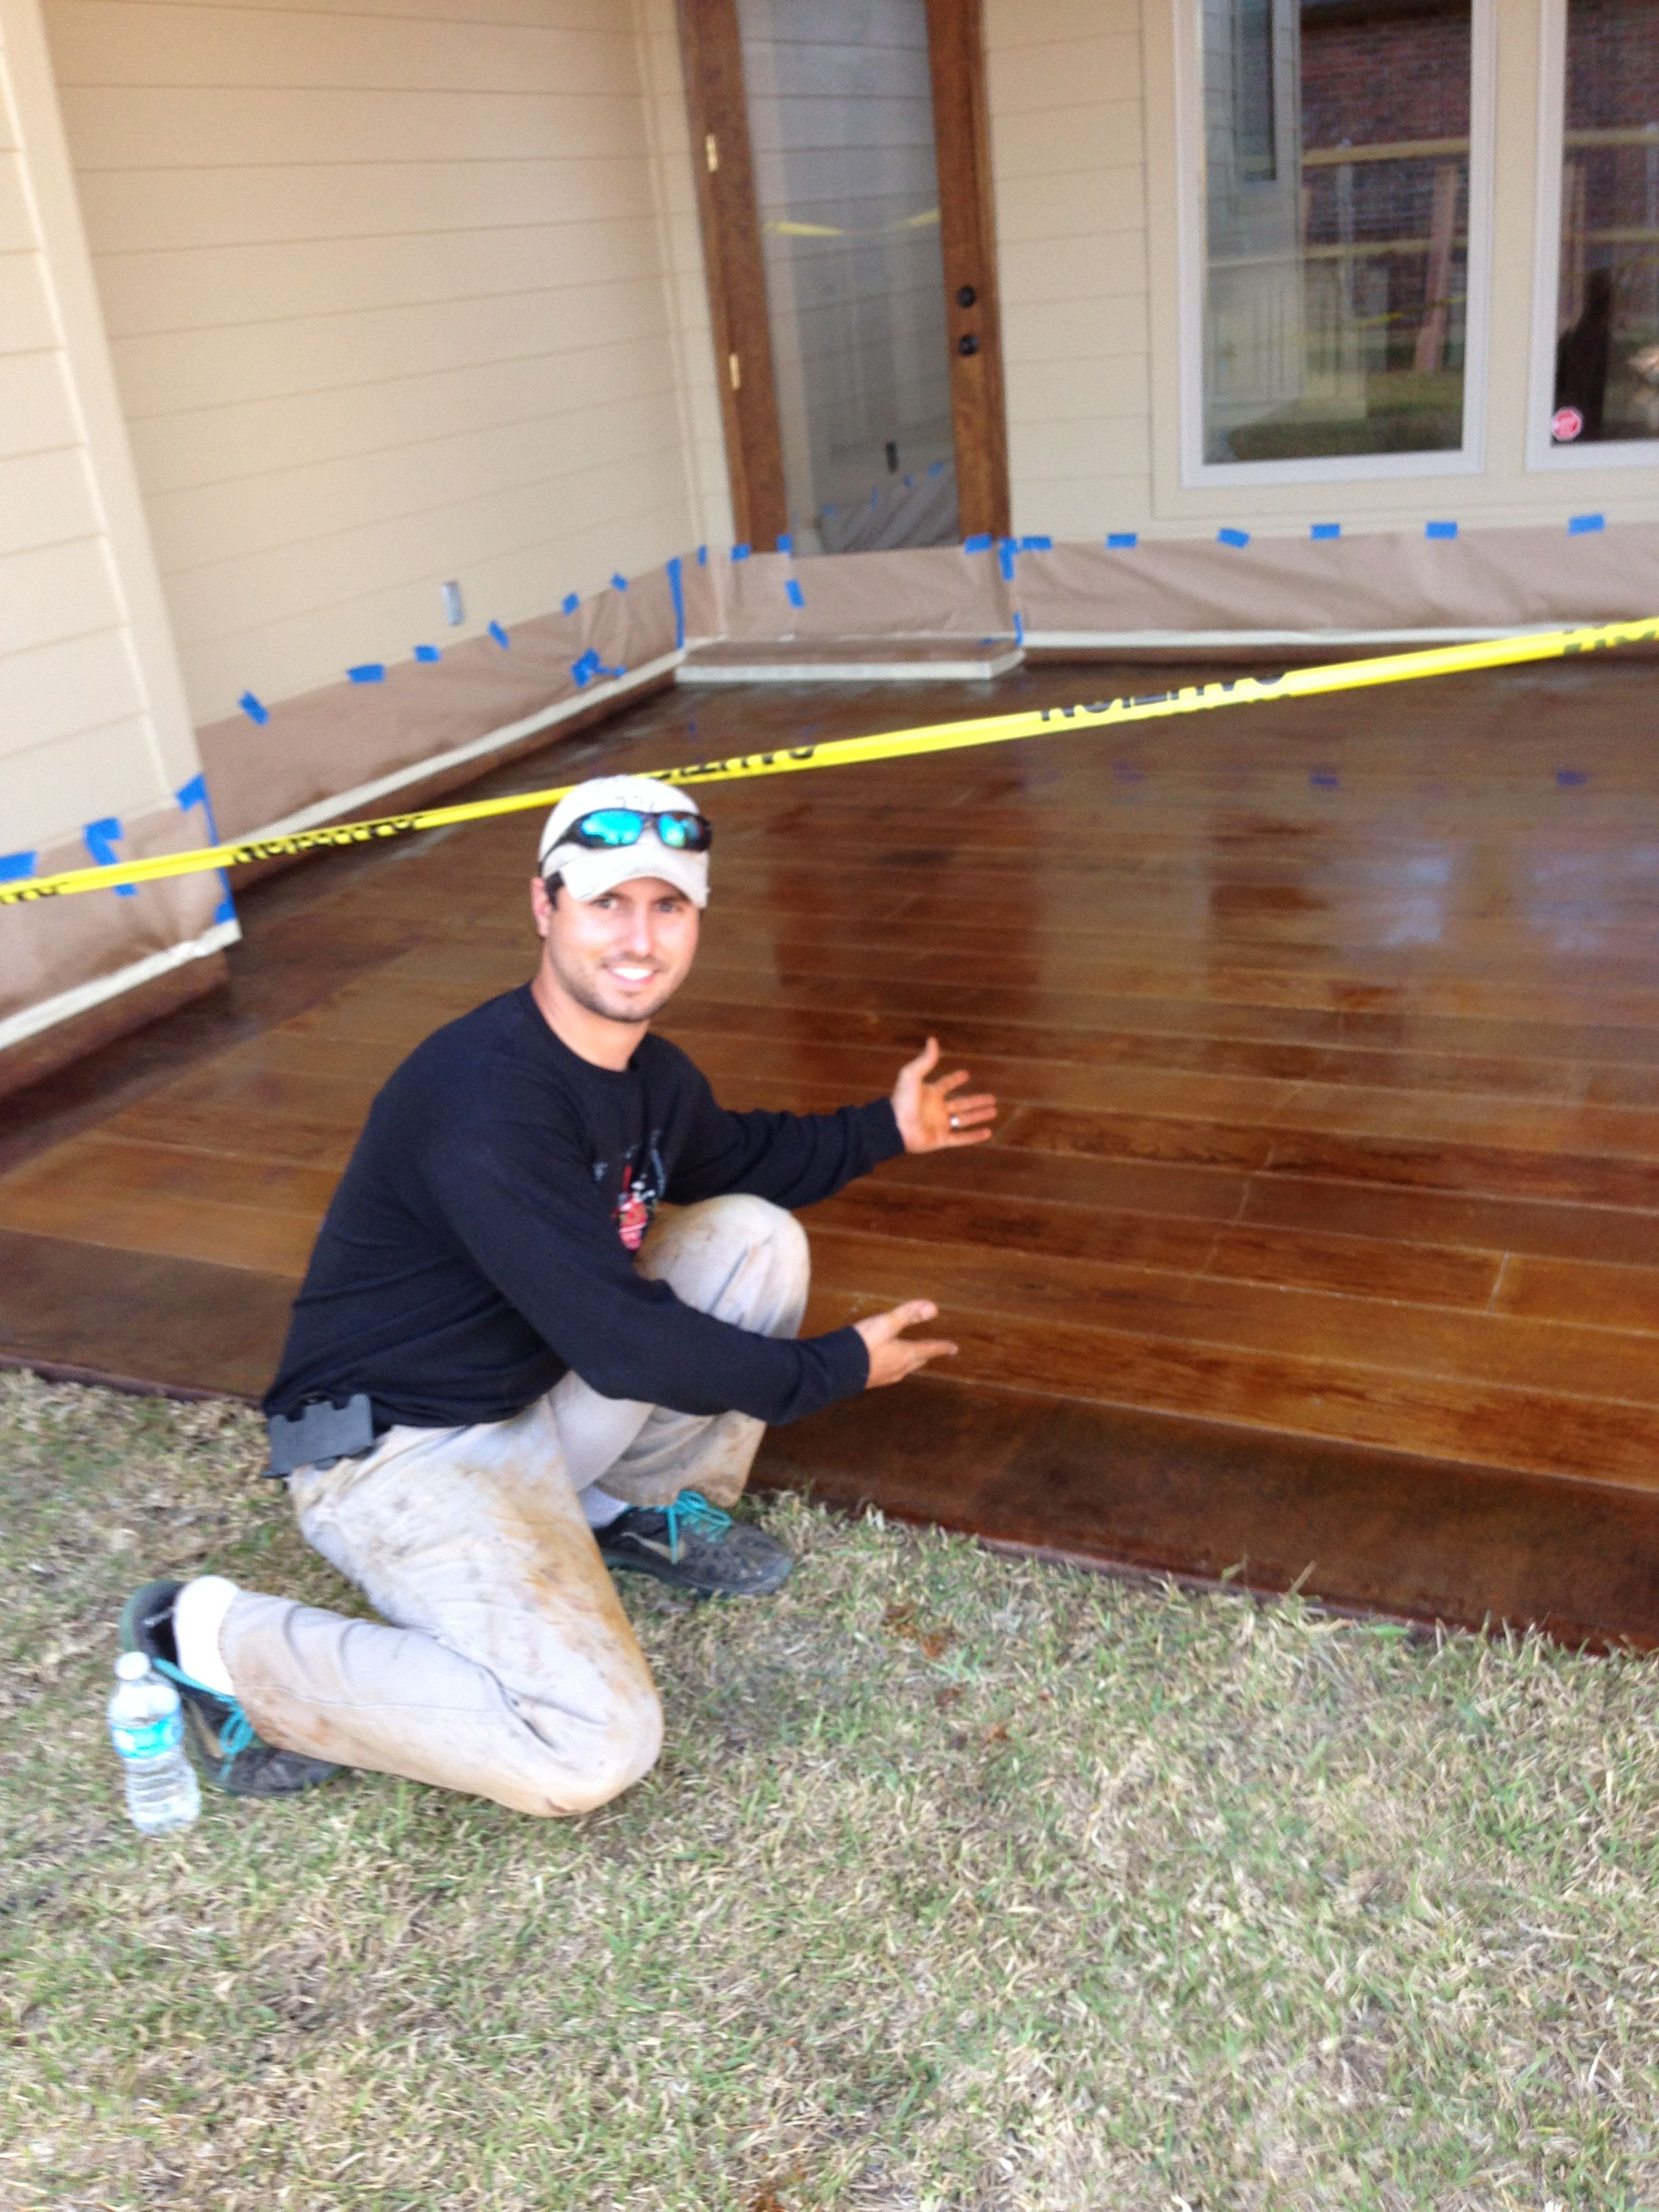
[220,1397,663,1817]
[216,1193,806,1811]
[550,1194,811,1512]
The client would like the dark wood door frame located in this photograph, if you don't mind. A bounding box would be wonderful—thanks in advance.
[676,0,1010,550]
[677,0,788,550]
[926,0,1010,541]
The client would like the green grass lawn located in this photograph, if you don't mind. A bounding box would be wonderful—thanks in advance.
[4,1369,1659,2211]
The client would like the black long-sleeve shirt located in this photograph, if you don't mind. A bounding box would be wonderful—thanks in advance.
[264,985,901,1431]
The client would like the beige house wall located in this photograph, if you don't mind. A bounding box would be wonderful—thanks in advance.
[985,0,1659,544]
[985,0,1151,544]
[0,0,228,1065]
[41,0,731,731]
[0,0,201,857]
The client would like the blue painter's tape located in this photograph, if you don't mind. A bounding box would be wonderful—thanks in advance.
[571,652,596,687]
[997,539,1017,579]
[176,776,237,925]
[1106,532,1138,550]
[83,816,136,898]
[561,592,580,616]
[610,573,628,593]
[1425,519,1458,539]
[732,543,751,562]
[413,644,441,663]
[1019,535,1052,551]
[238,690,269,725]
[489,620,510,648]
[1013,611,1025,645]
[1217,527,1250,548]
[1310,523,1341,540]
[1569,512,1605,533]
[1557,767,1589,786]
[666,555,685,651]
[962,532,993,554]
[0,851,35,882]
[777,533,792,554]
[785,577,805,609]
[697,544,708,565]
[347,663,385,683]
[929,459,945,475]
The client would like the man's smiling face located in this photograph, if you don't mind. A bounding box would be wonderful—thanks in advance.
[530,873,700,1029]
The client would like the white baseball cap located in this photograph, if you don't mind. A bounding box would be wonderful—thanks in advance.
[537,775,711,908]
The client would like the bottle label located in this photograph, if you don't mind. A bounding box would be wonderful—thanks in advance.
[111,1712,184,1761]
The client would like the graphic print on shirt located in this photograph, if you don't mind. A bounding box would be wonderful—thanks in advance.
[598,1134,667,1251]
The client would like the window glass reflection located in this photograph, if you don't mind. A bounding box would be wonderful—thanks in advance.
[1551,0,1659,447]
[737,0,958,552]
[1201,0,1473,466]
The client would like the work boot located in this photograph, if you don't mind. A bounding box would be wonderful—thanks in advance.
[596,1491,792,1597]
[119,1579,341,1799]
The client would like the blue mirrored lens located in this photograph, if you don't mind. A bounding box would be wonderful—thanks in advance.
[581,809,646,847]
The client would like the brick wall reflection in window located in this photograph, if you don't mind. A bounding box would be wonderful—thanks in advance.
[1201,0,1472,466]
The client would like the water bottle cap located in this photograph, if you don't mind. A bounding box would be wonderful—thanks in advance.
[115,1650,150,1680]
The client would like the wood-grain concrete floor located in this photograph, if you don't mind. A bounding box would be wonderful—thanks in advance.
[4,656,1657,1644]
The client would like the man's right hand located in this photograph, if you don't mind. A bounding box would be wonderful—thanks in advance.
[854,1300,958,1389]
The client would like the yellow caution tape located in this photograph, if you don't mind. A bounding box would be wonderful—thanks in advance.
[3,613,1653,907]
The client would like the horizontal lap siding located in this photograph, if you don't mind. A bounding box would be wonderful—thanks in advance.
[983,0,1151,542]
[43,0,726,726]
[0,5,193,854]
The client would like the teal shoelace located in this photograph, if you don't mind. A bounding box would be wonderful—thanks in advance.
[155,1656,259,1782]
[661,1490,733,1563]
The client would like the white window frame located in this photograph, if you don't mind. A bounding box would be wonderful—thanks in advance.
[1174,0,1497,488]
[1526,0,1659,470]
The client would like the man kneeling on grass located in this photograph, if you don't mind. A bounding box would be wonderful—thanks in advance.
[119,775,997,1817]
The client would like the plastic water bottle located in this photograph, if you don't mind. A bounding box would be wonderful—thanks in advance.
[108,1652,200,1835]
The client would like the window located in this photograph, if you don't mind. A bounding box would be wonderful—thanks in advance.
[1184,0,1492,481]
[1234,0,1279,183]
[1532,0,1659,462]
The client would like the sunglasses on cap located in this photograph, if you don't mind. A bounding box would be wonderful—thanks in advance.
[556,806,713,854]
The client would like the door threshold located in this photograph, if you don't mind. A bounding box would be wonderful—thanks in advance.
[678,636,1024,684]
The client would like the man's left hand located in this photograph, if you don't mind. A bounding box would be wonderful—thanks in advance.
[890,1038,998,1154]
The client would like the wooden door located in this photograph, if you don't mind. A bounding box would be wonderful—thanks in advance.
[678,0,1010,552]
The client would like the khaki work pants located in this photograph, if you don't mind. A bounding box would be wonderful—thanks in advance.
[219,1196,810,1816]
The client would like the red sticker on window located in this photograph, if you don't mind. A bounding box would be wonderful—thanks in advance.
[1552,406,1584,443]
